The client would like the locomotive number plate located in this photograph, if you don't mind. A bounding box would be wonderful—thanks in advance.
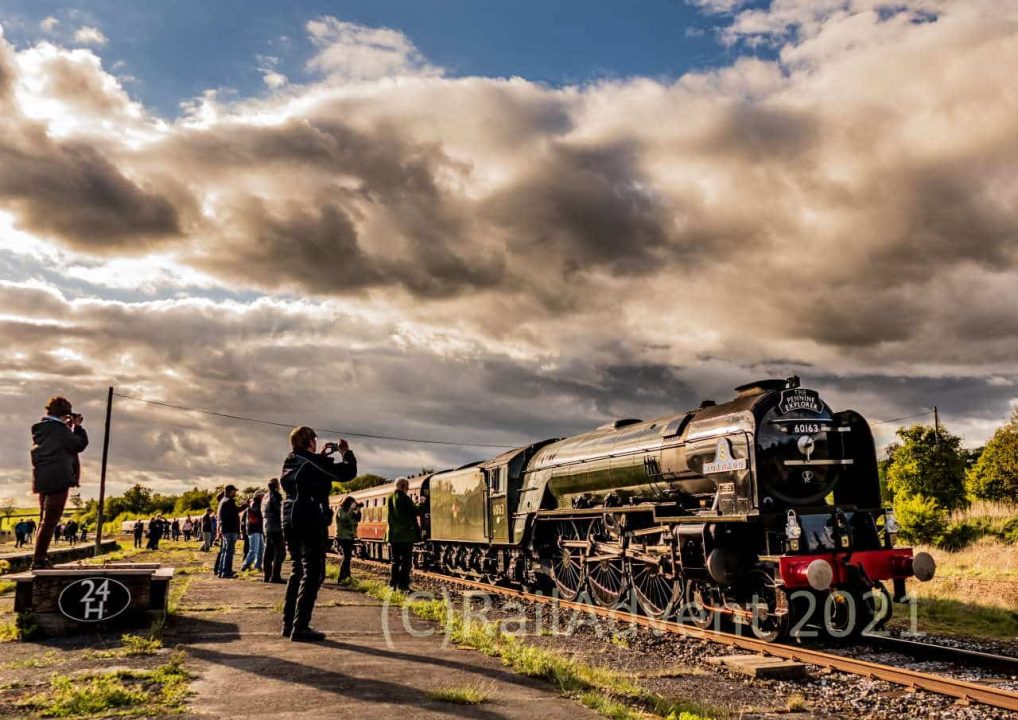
[793,423,821,434]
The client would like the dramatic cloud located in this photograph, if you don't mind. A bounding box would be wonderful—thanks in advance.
[1,4,1016,501]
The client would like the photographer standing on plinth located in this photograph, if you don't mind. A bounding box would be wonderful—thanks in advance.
[30,396,88,570]
[280,426,356,642]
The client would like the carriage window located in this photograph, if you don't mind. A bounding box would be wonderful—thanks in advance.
[491,467,503,493]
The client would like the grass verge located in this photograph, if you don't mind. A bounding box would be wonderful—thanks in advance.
[889,595,1018,640]
[17,650,190,717]
[348,578,721,720]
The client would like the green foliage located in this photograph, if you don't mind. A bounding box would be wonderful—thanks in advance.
[893,494,948,545]
[85,633,162,659]
[427,683,491,705]
[966,411,1018,506]
[936,521,981,551]
[31,673,148,716]
[173,487,214,515]
[149,492,177,514]
[333,473,388,494]
[1002,516,1018,544]
[18,653,190,717]
[885,424,969,511]
[121,484,154,514]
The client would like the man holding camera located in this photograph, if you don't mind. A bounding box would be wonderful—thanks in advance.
[280,426,357,642]
[30,396,88,570]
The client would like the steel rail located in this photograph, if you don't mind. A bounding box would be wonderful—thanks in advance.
[347,557,1018,711]
[861,634,1018,677]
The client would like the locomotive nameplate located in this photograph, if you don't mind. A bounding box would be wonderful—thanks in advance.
[777,389,823,415]
[703,438,747,474]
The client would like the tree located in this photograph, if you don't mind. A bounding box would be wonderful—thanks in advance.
[174,487,214,515]
[885,424,969,512]
[967,410,1018,506]
[333,473,388,494]
[149,493,176,514]
[121,484,154,514]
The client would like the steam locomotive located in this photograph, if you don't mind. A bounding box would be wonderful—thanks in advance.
[335,377,935,640]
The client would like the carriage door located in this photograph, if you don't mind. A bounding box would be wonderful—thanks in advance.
[487,465,509,543]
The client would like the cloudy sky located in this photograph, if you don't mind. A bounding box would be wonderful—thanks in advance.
[0,0,1015,504]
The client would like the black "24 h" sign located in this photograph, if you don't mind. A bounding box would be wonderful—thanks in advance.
[58,577,132,622]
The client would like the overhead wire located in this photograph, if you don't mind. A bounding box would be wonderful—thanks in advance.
[111,392,517,449]
[863,411,932,427]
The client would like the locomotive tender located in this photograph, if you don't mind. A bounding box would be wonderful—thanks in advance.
[337,377,935,640]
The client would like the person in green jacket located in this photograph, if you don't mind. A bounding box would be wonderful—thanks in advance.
[385,477,420,591]
[335,496,361,583]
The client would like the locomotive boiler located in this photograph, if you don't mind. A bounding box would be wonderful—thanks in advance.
[338,377,935,640]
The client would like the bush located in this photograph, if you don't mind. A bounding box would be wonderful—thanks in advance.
[894,494,948,545]
[1003,517,1018,545]
[936,521,982,551]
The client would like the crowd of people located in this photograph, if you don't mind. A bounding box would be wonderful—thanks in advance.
[12,518,37,548]
[27,395,426,644]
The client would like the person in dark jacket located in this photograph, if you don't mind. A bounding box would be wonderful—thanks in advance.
[146,515,164,550]
[261,478,285,583]
[385,477,421,592]
[200,509,214,551]
[133,519,144,548]
[14,520,27,548]
[216,486,241,578]
[64,519,78,546]
[30,396,88,569]
[280,426,356,642]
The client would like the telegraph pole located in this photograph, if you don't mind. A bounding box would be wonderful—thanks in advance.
[933,405,941,445]
[94,387,113,551]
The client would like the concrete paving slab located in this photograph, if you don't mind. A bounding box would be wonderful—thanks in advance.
[166,575,602,720]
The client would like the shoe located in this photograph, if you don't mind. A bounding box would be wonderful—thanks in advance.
[220,573,237,579]
[30,560,54,570]
[290,627,326,642]
[271,578,286,584]
[281,624,292,637]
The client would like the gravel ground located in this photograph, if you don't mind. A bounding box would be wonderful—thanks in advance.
[359,564,1018,720]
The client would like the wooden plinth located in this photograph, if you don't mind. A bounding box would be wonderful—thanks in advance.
[9,562,175,636]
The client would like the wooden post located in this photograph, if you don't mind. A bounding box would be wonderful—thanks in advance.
[94,387,113,551]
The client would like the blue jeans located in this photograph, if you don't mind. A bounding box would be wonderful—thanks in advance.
[217,533,238,576]
[241,532,264,571]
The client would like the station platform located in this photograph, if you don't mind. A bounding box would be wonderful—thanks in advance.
[165,572,601,720]
[0,540,119,573]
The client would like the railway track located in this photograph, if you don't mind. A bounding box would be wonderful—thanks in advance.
[346,557,1018,712]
